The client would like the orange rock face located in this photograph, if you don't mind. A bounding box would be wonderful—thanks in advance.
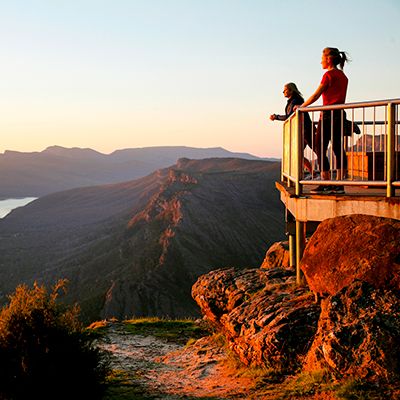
[304,280,400,383]
[260,240,291,270]
[300,214,400,296]
[192,267,320,372]
[193,215,400,384]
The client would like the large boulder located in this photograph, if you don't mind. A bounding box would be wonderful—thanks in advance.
[304,280,400,383]
[300,215,400,296]
[192,267,320,372]
[260,240,291,270]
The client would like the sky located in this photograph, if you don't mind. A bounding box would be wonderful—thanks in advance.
[1,0,399,158]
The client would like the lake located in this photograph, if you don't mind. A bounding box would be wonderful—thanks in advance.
[0,197,38,218]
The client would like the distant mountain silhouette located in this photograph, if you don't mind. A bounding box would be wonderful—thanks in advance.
[0,158,284,321]
[0,145,275,198]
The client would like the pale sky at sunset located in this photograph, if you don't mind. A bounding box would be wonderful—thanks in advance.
[1,0,399,158]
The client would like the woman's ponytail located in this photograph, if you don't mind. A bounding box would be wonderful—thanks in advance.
[323,47,351,69]
[339,51,349,70]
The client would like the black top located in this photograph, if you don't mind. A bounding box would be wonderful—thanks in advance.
[275,93,304,121]
[274,93,313,147]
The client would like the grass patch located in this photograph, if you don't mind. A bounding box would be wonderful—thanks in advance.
[210,332,286,387]
[122,317,210,344]
[103,370,154,400]
[334,378,385,400]
[86,319,110,336]
[272,370,330,399]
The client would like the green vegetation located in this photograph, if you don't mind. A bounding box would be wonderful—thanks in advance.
[250,369,397,400]
[122,317,210,344]
[276,370,330,398]
[103,370,154,400]
[0,280,110,400]
[334,378,389,400]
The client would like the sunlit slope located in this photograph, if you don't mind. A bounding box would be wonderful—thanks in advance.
[0,158,284,321]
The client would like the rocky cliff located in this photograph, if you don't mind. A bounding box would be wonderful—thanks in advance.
[0,157,284,321]
[192,214,400,386]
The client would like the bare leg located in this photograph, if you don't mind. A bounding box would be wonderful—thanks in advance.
[304,158,312,173]
[322,171,330,180]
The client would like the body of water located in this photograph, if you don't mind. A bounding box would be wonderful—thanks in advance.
[0,198,38,218]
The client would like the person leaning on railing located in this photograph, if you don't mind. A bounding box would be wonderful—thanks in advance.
[300,47,350,194]
[270,82,314,175]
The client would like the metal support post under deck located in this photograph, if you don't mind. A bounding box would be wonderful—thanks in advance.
[295,220,305,285]
[288,234,296,268]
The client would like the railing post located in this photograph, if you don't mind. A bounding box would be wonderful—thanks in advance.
[288,118,292,187]
[387,103,396,197]
[295,110,302,196]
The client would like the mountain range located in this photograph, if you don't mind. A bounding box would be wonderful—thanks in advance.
[0,157,284,321]
[0,145,276,198]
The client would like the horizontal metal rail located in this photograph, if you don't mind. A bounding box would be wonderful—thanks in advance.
[297,98,400,112]
[299,180,388,187]
[282,98,400,198]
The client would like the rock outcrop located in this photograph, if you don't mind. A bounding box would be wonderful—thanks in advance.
[300,214,400,296]
[193,214,400,385]
[305,280,400,383]
[260,240,291,270]
[192,267,320,372]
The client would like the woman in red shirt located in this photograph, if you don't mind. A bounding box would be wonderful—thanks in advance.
[301,47,350,194]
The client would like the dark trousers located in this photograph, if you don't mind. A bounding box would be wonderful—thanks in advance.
[316,110,348,172]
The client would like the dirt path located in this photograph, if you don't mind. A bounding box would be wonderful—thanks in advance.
[100,322,398,400]
[101,322,257,399]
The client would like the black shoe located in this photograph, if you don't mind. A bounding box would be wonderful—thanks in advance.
[331,185,345,194]
[310,185,333,194]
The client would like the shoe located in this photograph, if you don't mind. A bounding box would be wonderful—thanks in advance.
[331,185,345,194]
[310,185,334,194]
[303,172,320,180]
[312,172,321,180]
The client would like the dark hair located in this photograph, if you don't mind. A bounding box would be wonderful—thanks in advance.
[285,82,303,97]
[323,47,350,70]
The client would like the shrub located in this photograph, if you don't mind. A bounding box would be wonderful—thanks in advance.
[0,280,110,400]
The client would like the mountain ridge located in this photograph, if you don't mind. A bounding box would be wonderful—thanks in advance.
[0,145,278,198]
[0,157,284,321]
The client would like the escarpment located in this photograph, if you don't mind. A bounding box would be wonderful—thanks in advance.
[0,157,284,321]
[101,159,285,319]
[193,214,400,384]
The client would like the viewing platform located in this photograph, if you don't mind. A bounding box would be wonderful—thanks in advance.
[277,98,400,284]
[277,182,400,222]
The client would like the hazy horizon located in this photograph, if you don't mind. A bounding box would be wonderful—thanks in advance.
[0,143,280,158]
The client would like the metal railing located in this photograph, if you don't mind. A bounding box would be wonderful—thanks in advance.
[282,98,400,197]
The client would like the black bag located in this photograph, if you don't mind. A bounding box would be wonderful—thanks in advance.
[344,119,361,136]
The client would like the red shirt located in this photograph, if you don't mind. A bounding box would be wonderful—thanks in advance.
[321,69,348,105]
